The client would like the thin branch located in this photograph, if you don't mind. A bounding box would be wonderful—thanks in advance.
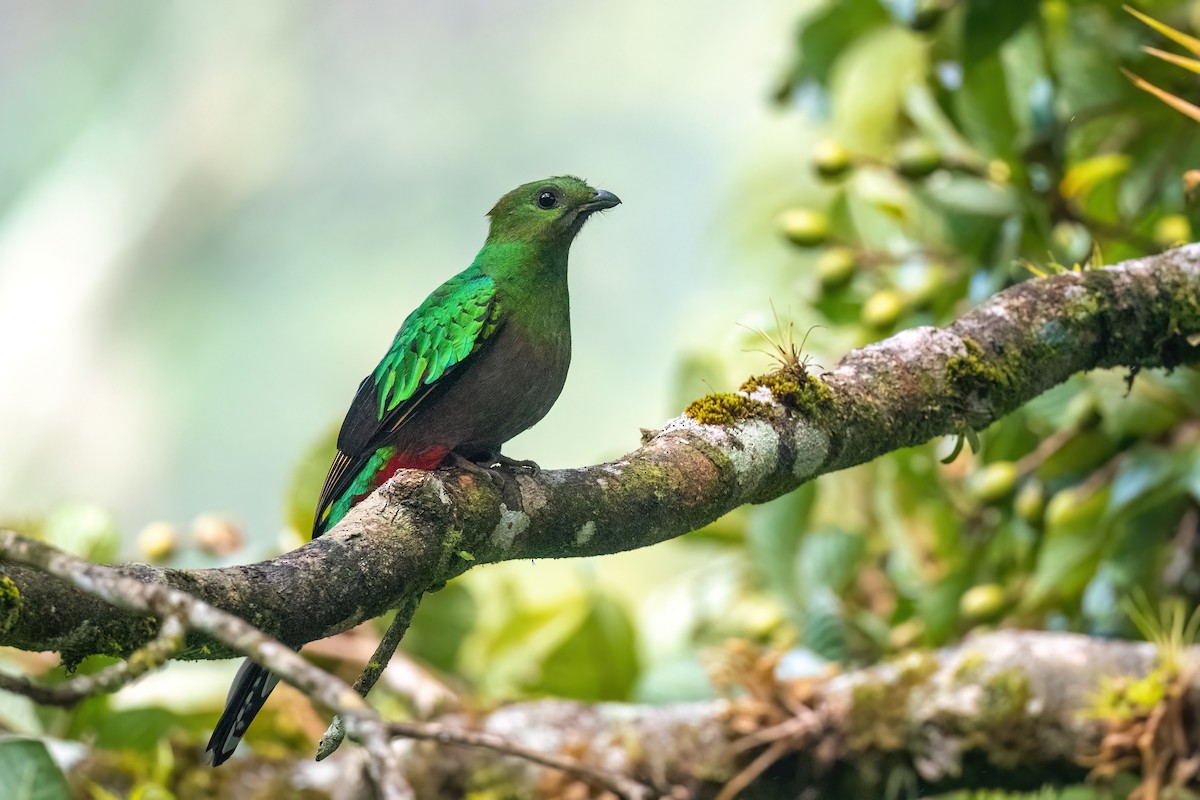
[0,614,185,706]
[317,595,421,761]
[387,719,656,800]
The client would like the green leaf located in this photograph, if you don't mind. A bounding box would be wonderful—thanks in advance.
[955,51,1019,161]
[747,484,817,603]
[921,175,1020,217]
[795,527,866,597]
[525,593,639,702]
[1106,446,1182,519]
[789,0,891,87]
[831,26,929,152]
[91,708,181,754]
[0,738,70,800]
[878,0,917,26]
[802,587,848,661]
[962,0,1039,65]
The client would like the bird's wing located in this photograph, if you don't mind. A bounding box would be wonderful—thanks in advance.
[313,270,501,536]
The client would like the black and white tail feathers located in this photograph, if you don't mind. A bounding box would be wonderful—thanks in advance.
[205,659,281,766]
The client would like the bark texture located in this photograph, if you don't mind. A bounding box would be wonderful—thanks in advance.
[1,246,1199,664]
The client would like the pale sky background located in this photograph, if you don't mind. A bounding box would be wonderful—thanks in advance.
[0,1,812,549]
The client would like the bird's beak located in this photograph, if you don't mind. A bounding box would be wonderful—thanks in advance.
[581,189,621,212]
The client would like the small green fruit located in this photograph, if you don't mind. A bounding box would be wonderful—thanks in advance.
[817,247,857,290]
[967,461,1019,504]
[779,209,831,247]
[960,584,1007,622]
[1154,214,1191,248]
[813,139,853,180]
[861,289,906,329]
[1014,479,1047,526]
[895,138,942,179]
[910,261,950,309]
[1045,488,1086,530]
[1051,221,1093,265]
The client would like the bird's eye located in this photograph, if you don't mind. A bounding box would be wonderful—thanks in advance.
[537,190,559,210]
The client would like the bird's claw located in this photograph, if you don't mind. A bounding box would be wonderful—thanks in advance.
[448,452,507,484]
[448,451,540,484]
[489,453,541,474]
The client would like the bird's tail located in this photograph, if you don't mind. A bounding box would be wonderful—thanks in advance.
[205,658,281,766]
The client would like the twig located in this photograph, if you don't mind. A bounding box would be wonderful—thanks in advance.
[0,614,185,706]
[386,719,656,800]
[317,595,421,761]
[715,738,792,800]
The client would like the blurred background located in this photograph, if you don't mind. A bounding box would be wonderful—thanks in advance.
[5,0,1200,797]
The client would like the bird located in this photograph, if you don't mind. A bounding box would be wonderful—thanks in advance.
[205,175,620,766]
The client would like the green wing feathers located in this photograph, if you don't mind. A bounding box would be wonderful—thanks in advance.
[372,271,501,420]
[312,268,502,538]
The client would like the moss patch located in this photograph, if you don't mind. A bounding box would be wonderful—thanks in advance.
[686,366,834,427]
[685,392,770,426]
[945,337,1022,411]
[0,575,21,634]
[845,654,938,752]
[60,615,160,672]
[741,369,833,416]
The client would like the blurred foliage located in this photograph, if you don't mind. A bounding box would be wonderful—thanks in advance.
[5,1,1200,798]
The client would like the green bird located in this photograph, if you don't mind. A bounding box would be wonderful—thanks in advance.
[206,175,620,765]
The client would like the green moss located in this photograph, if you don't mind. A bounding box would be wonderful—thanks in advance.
[1090,669,1172,721]
[741,369,833,416]
[0,575,20,634]
[60,615,160,672]
[845,653,938,752]
[945,337,1024,410]
[685,392,770,426]
[960,669,1039,769]
[685,367,833,427]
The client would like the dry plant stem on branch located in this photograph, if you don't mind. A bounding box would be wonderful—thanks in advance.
[1,246,1198,666]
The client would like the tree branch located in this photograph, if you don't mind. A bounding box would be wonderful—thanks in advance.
[1,246,1198,667]
[0,531,416,800]
[383,631,1182,798]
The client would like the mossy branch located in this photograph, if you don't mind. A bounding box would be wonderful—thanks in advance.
[177,631,1191,798]
[1,246,1198,667]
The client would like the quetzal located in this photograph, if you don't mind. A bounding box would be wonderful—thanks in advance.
[205,176,620,765]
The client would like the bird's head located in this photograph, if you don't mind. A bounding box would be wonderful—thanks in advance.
[485,176,620,248]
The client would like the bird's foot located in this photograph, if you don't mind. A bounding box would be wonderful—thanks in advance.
[448,452,508,484]
[487,452,541,475]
